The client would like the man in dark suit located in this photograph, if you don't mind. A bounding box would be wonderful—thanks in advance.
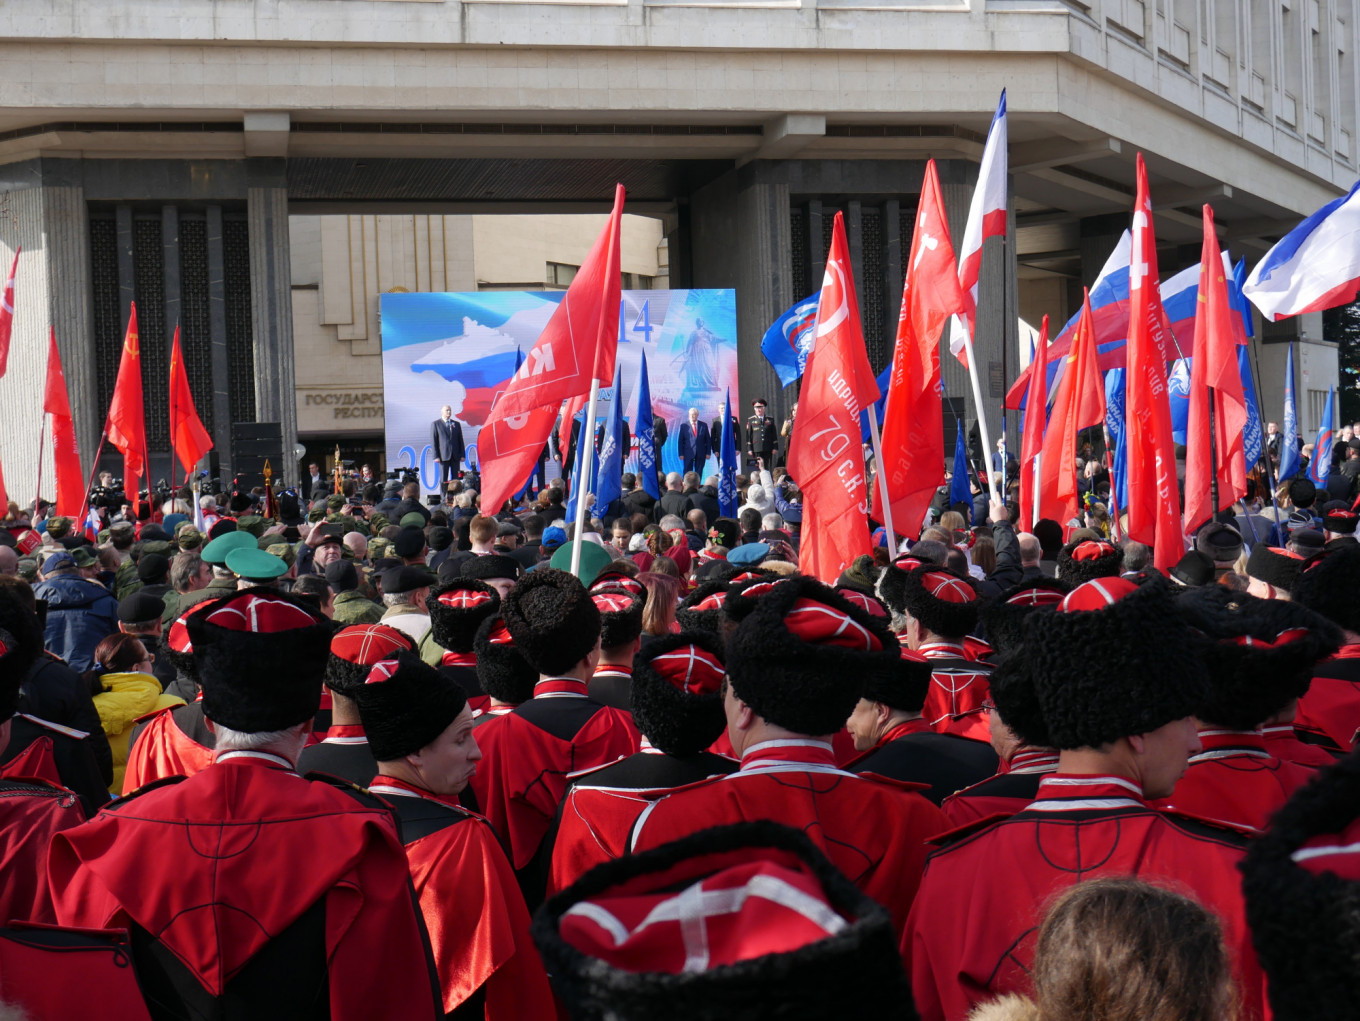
[677,408,710,475]
[301,462,323,503]
[431,405,465,489]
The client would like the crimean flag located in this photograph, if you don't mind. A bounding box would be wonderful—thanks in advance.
[106,303,149,507]
[169,326,214,479]
[0,247,18,378]
[1183,206,1248,534]
[1124,154,1184,572]
[789,210,881,583]
[873,160,965,537]
[479,185,626,513]
[1018,315,1049,529]
[44,328,84,518]
[1038,290,1105,530]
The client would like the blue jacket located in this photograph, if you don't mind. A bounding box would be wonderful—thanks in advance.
[33,571,119,673]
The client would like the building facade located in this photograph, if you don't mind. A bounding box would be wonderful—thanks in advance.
[0,0,1351,494]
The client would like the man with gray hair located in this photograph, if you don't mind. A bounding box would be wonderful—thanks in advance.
[379,565,433,643]
[656,471,693,522]
[677,407,710,475]
[49,589,442,1018]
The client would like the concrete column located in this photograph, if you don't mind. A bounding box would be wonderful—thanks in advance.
[247,162,297,484]
[206,205,232,480]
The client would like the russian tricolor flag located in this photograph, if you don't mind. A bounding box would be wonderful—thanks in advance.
[1244,178,1360,321]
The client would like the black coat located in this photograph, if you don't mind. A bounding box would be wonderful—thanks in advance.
[430,417,465,465]
[21,653,113,787]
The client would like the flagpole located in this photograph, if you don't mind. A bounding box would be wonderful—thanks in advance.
[75,427,110,530]
[1031,452,1041,529]
[1248,338,1286,536]
[866,404,895,552]
[1207,386,1220,518]
[34,414,46,516]
[959,328,1001,506]
[569,379,601,578]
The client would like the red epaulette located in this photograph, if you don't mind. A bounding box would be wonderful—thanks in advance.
[130,703,181,726]
[112,774,189,806]
[1158,807,1259,842]
[928,812,1013,847]
[853,772,931,796]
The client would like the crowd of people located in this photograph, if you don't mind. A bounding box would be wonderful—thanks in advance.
[0,448,1357,1021]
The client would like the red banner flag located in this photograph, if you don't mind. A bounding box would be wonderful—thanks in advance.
[1038,291,1105,529]
[0,248,18,378]
[1125,155,1184,572]
[106,303,148,507]
[1018,315,1048,530]
[872,160,965,538]
[789,211,881,582]
[44,328,84,518]
[1183,206,1248,533]
[478,185,625,513]
[169,326,213,478]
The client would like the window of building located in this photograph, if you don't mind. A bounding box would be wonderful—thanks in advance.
[547,262,578,289]
[1307,388,1330,431]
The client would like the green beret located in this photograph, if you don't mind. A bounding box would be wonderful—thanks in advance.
[236,514,265,538]
[201,531,260,565]
[45,517,71,539]
[264,543,296,567]
[225,547,288,581]
[549,540,613,587]
[399,512,427,530]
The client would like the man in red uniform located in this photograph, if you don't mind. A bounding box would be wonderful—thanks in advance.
[355,651,554,1020]
[586,586,645,710]
[420,578,500,714]
[471,614,537,725]
[629,577,948,945]
[1150,586,1337,831]
[906,577,1267,1021]
[1241,748,1360,1020]
[48,589,442,1019]
[468,568,639,902]
[877,563,992,742]
[1290,544,1360,753]
[550,632,737,893]
[297,622,415,786]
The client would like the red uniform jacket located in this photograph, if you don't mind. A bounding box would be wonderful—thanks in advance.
[629,739,949,944]
[1294,644,1360,752]
[940,749,1059,828]
[467,677,640,870]
[919,641,993,743]
[121,702,214,792]
[1261,722,1337,768]
[48,753,441,1020]
[906,774,1266,1021]
[369,775,554,1020]
[0,777,85,925]
[1150,729,1316,832]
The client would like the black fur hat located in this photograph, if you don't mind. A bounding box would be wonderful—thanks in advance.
[630,632,727,756]
[473,615,538,705]
[0,590,43,718]
[325,623,417,698]
[426,579,500,655]
[533,820,915,1021]
[977,579,1069,659]
[726,576,899,737]
[1174,586,1342,729]
[1246,545,1308,593]
[187,588,332,733]
[1291,543,1360,633]
[353,651,467,762]
[1323,509,1359,535]
[990,576,1208,749]
[592,586,645,650]
[1241,750,1360,1021]
[676,581,731,636]
[875,561,911,619]
[502,568,601,676]
[898,566,981,639]
[721,573,785,628]
[1055,539,1123,586]
[862,649,933,714]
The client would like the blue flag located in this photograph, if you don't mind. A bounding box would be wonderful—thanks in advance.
[950,421,972,522]
[1105,369,1129,513]
[634,351,660,500]
[1228,259,1264,468]
[594,364,625,508]
[1168,357,1192,445]
[1308,387,1335,486]
[760,294,820,387]
[718,388,739,517]
[563,409,591,521]
[1280,344,1302,481]
[860,364,893,443]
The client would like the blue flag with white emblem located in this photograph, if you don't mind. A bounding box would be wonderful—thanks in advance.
[949,421,972,522]
[594,364,625,508]
[1308,387,1335,486]
[718,388,739,517]
[1280,344,1302,482]
[634,351,660,500]
[1105,368,1129,513]
[760,294,820,387]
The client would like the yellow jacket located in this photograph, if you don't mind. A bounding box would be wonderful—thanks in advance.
[93,671,185,795]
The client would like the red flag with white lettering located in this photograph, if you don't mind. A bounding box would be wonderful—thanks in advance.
[788,211,880,583]
[1126,155,1184,572]
[1183,205,1248,533]
[478,185,625,513]
[872,160,965,538]
[1038,290,1104,529]
[1018,315,1048,529]
[44,328,84,518]
[0,248,17,378]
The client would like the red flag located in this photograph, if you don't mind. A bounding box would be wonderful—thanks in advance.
[1018,315,1048,530]
[106,303,148,507]
[1183,206,1248,533]
[0,248,18,378]
[872,161,965,538]
[168,326,213,478]
[1038,291,1105,529]
[788,211,881,583]
[44,328,84,518]
[1125,155,1184,572]
[478,186,626,513]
